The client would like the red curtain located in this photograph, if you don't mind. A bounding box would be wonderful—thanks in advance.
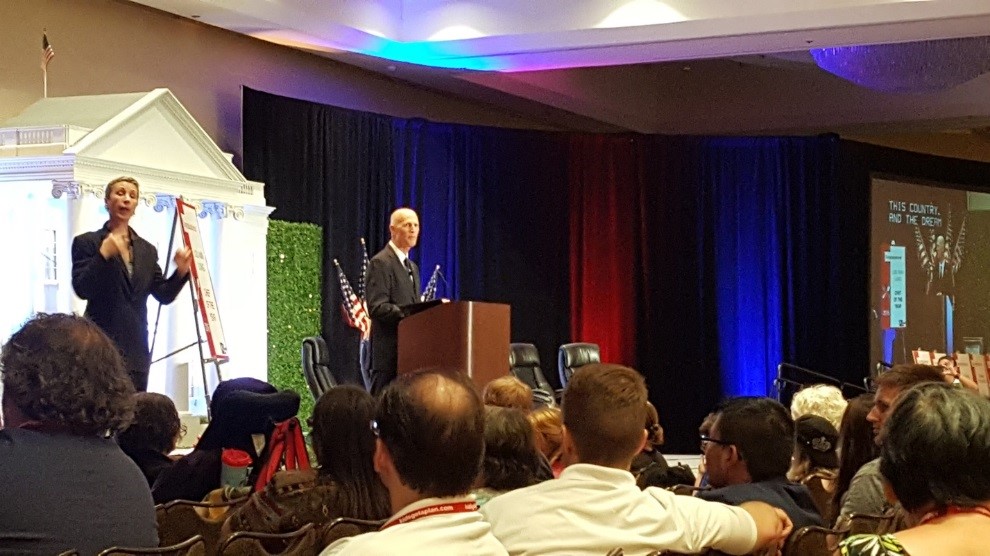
[569,135,643,367]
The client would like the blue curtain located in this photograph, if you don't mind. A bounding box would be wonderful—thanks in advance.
[700,137,839,397]
[391,120,573,373]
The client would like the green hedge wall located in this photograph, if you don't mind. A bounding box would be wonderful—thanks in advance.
[266,220,322,426]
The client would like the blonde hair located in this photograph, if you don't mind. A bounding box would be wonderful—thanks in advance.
[528,406,563,463]
[790,384,847,431]
[483,375,532,412]
[104,176,140,201]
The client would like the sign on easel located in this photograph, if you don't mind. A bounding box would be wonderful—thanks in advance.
[177,197,229,362]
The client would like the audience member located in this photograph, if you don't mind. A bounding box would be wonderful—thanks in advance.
[787,415,839,485]
[473,406,545,506]
[788,414,840,524]
[0,313,157,554]
[839,383,990,555]
[321,371,507,556]
[152,377,300,504]
[936,354,980,392]
[529,405,564,477]
[695,411,718,488]
[224,386,390,534]
[790,384,848,431]
[631,401,695,489]
[482,364,792,556]
[698,396,823,529]
[838,365,943,518]
[118,392,183,487]
[830,394,879,523]
[483,375,533,412]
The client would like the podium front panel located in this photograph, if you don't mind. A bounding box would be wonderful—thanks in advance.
[398,301,510,389]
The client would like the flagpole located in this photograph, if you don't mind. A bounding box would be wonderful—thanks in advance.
[43,68,48,99]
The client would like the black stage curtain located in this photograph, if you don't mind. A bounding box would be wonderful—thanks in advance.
[244,88,571,386]
[244,88,396,385]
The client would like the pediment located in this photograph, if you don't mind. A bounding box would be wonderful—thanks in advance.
[63,89,244,183]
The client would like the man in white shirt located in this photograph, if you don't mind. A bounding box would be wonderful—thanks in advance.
[321,370,507,556]
[481,364,791,556]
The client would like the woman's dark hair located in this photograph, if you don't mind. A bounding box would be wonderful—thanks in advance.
[118,393,181,454]
[830,393,879,520]
[880,382,990,513]
[480,406,544,491]
[310,386,390,519]
[1,313,135,436]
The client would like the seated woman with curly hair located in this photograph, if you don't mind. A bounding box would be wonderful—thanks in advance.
[839,383,990,556]
[222,385,391,534]
[0,313,157,554]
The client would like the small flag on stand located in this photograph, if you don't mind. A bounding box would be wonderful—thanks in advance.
[357,238,370,299]
[41,32,55,98]
[334,259,371,339]
[422,265,442,301]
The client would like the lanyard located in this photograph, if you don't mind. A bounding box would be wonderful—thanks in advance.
[381,501,478,530]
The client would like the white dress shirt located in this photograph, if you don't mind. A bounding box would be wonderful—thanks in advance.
[481,463,758,556]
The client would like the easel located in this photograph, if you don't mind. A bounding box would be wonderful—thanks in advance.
[150,198,227,419]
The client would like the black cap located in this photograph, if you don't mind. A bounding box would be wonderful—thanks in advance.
[795,414,839,469]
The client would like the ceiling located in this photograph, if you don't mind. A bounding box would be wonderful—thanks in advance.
[129,0,990,138]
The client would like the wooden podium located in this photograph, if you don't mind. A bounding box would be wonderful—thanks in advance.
[398,301,510,388]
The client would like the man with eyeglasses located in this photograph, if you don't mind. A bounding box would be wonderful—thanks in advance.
[698,397,823,530]
[321,370,507,556]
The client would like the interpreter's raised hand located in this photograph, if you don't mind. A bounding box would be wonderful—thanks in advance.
[174,246,193,276]
[99,233,127,260]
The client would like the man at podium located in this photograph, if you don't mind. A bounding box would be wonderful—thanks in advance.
[366,208,421,395]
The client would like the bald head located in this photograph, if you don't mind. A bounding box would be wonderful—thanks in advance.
[389,208,420,253]
[376,370,484,497]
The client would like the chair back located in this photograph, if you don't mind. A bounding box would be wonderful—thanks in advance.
[156,498,247,555]
[840,509,899,536]
[219,523,318,556]
[782,524,849,556]
[98,535,206,556]
[557,342,600,387]
[510,343,553,391]
[301,336,337,400]
[319,517,386,547]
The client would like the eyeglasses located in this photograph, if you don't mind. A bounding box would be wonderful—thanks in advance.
[699,434,733,451]
[369,419,380,438]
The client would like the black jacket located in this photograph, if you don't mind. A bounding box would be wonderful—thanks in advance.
[366,245,421,372]
[72,222,188,380]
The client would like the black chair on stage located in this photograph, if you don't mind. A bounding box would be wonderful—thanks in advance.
[509,343,557,406]
[301,336,337,400]
[558,342,601,387]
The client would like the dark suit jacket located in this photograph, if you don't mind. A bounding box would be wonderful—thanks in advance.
[366,245,421,372]
[71,223,188,380]
[698,476,824,530]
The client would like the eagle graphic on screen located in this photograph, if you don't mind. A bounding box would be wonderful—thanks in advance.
[914,211,966,296]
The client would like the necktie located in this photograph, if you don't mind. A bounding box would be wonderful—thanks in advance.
[403,258,414,282]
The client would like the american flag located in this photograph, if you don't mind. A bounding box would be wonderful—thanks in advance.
[42,33,55,70]
[334,258,371,339]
